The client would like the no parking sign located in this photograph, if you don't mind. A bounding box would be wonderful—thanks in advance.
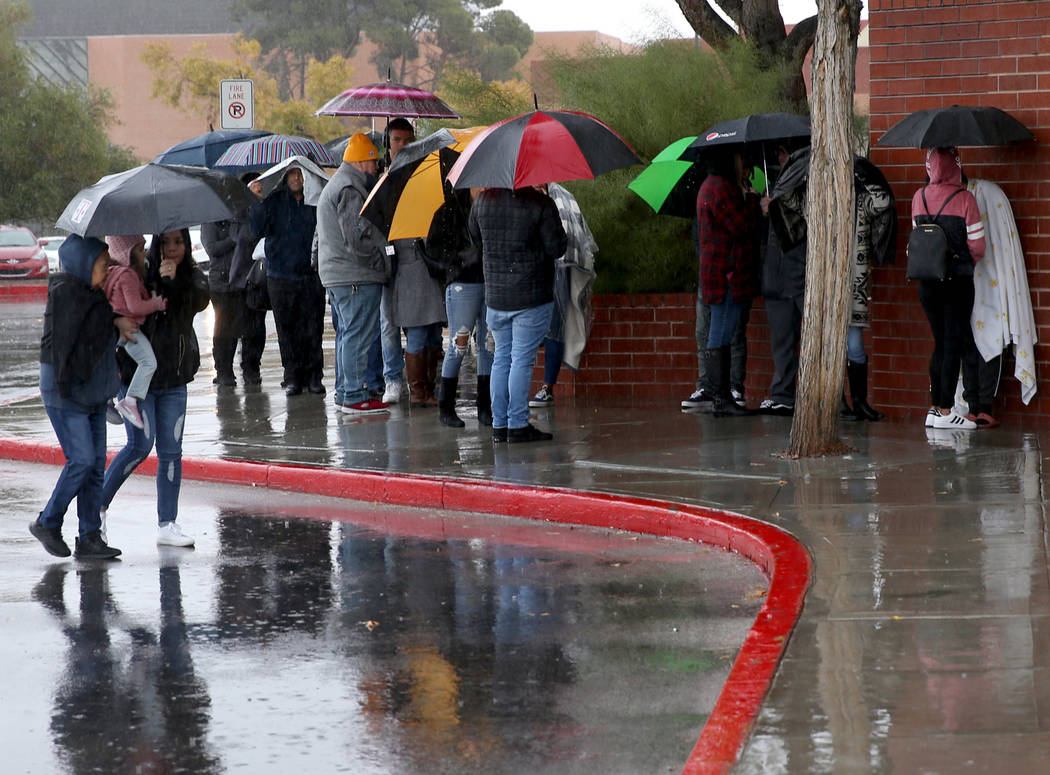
[220,79,254,129]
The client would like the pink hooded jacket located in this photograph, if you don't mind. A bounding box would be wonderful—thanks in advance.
[910,147,986,265]
[103,234,167,323]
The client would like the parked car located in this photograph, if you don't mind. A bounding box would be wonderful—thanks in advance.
[0,225,48,280]
[38,235,66,273]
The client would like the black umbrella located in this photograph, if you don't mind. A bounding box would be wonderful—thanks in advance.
[876,105,1034,148]
[681,113,811,160]
[56,163,256,238]
[152,128,273,168]
[769,148,897,265]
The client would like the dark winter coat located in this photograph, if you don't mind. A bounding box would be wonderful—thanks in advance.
[468,187,567,312]
[39,234,121,410]
[202,219,236,293]
[250,186,317,280]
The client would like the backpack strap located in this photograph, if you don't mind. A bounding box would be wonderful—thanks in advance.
[921,186,964,221]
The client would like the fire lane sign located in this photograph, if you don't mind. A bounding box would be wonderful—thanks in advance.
[220,79,254,129]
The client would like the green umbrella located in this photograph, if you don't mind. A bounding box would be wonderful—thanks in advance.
[627,136,702,218]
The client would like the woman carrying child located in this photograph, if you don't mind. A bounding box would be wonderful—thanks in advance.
[101,228,209,548]
[103,234,167,428]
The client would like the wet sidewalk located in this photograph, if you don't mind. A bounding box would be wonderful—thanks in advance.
[2,296,1049,772]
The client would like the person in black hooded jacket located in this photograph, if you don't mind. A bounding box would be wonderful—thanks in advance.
[30,234,134,560]
[101,228,210,549]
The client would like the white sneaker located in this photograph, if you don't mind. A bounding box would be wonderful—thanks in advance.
[382,380,403,404]
[932,409,977,430]
[115,396,145,429]
[731,388,746,408]
[157,521,195,547]
[924,408,939,428]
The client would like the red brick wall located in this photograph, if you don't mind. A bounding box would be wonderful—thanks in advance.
[533,294,777,405]
[868,0,1050,421]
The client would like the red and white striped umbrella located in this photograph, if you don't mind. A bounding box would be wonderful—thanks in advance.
[214,134,335,171]
[315,80,459,119]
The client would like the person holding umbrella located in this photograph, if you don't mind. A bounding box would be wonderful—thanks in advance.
[913,146,986,431]
[696,151,762,417]
[29,235,135,560]
[469,187,567,442]
[250,166,324,396]
[315,133,391,415]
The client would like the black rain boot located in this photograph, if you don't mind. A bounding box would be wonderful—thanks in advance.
[847,360,884,421]
[438,377,465,428]
[712,348,748,417]
[840,393,855,419]
[476,375,493,427]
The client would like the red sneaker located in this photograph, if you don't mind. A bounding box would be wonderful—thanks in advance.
[342,398,390,415]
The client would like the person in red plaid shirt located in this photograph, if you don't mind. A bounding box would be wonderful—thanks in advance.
[696,151,762,417]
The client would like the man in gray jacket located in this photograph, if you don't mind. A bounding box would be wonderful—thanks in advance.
[316,133,391,414]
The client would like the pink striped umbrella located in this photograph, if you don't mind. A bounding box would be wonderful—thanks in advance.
[315,80,459,119]
[214,134,336,171]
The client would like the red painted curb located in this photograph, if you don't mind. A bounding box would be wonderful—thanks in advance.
[0,436,810,773]
[0,283,47,300]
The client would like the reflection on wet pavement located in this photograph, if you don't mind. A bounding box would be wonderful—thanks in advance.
[1,465,765,774]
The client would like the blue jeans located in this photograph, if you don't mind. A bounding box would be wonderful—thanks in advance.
[487,302,553,429]
[102,384,187,525]
[847,325,866,364]
[380,290,404,383]
[541,337,565,386]
[404,322,443,354]
[442,282,493,378]
[706,296,746,349]
[329,283,383,406]
[40,404,107,537]
[121,332,157,401]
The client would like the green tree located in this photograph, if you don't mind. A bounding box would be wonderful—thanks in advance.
[674,0,818,109]
[142,36,354,142]
[229,0,369,99]
[541,39,794,293]
[0,1,137,225]
[425,64,532,131]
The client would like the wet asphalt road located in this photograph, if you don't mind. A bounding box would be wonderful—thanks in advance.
[0,297,766,774]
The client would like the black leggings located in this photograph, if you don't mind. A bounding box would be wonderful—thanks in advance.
[918,276,979,410]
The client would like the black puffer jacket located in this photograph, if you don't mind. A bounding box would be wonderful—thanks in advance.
[468,187,567,311]
[117,245,210,389]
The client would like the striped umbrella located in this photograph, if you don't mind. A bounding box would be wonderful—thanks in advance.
[315,80,459,119]
[214,134,336,172]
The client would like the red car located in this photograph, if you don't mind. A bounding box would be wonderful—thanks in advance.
[0,225,49,279]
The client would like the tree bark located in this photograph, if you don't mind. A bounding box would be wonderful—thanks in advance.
[674,0,817,111]
[787,0,862,458]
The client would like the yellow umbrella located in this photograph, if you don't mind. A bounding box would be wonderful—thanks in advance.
[361,126,485,240]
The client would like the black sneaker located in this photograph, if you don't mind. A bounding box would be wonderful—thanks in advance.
[508,423,553,443]
[759,398,795,416]
[29,518,71,557]
[73,530,121,560]
[492,427,508,443]
[681,389,714,409]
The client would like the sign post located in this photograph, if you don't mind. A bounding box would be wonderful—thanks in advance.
[220,79,254,129]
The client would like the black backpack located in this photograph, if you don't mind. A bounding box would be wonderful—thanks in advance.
[905,187,963,281]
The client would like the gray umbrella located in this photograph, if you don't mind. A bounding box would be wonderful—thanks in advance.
[57,163,257,237]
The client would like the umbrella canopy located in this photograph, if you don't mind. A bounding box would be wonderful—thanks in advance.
[56,163,256,238]
[255,155,331,206]
[876,105,1035,148]
[214,134,335,172]
[447,110,641,190]
[151,128,273,168]
[627,136,703,218]
[681,113,811,160]
[316,80,459,119]
[324,131,386,161]
[361,127,486,240]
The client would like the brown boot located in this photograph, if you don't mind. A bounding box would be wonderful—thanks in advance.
[405,352,436,407]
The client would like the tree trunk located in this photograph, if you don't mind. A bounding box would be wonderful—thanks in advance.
[787,0,862,458]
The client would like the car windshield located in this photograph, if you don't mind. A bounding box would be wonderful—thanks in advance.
[0,230,37,247]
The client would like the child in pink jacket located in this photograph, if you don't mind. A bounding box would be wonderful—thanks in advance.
[103,234,167,429]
